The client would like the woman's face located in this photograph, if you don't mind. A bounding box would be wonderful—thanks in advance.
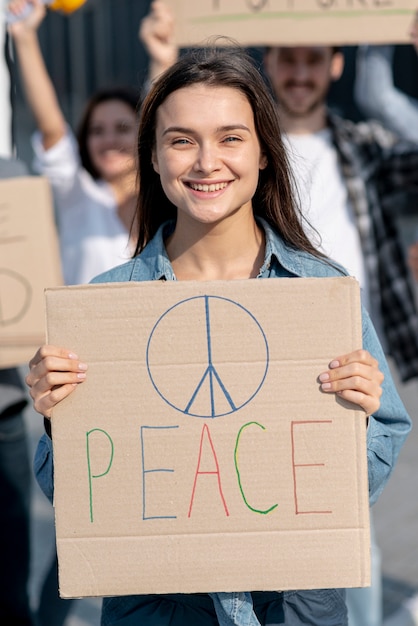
[87,99,137,181]
[151,84,267,229]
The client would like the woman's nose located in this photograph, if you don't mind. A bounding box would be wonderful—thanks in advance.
[193,143,221,173]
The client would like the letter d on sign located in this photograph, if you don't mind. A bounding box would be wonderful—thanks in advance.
[86,429,114,523]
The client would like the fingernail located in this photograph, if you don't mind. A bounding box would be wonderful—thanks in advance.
[319,373,329,382]
[321,382,332,390]
[68,353,78,359]
[78,362,88,371]
[329,360,340,369]
[77,372,86,379]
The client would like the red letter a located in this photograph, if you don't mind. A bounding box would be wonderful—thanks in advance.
[188,424,229,517]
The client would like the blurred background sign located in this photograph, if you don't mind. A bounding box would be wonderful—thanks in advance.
[165,0,417,47]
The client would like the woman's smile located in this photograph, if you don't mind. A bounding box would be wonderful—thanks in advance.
[186,180,230,193]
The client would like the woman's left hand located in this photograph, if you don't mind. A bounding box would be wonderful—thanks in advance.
[318,349,384,417]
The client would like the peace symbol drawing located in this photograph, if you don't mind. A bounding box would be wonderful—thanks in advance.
[146,295,269,418]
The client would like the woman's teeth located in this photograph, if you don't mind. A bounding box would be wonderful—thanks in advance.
[189,182,228,192]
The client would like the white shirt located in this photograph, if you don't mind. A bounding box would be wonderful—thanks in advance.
[284,129,370,312]
[32,130,133,286]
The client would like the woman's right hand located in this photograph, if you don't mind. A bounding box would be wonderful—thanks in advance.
[25,345,88,419]
[7,0,46,37]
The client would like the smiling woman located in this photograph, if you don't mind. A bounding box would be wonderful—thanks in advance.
[81,97,138,185]
[151,84,268,279]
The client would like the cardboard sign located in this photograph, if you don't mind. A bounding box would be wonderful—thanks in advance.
[0,177,63,367]
[165,0,416,46]
[47,277,370,598]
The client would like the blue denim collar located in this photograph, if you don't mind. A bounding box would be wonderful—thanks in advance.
[128,218,334,282]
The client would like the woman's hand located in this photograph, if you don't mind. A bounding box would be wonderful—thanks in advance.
[25,345,88,419]
[139,0,178,81]
[318,349,383,417]
[7,0,46,37]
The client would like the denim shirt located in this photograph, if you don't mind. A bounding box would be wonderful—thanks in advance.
[33,220,411,626]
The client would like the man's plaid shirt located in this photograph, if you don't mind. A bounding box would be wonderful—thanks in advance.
[328,112,418,381]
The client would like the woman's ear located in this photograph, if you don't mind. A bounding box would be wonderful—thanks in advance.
[259,153,268,171]
[152,149,160,174]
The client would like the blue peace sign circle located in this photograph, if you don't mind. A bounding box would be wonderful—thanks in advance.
[146,295,269,418]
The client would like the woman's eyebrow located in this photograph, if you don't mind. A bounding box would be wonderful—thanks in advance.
[216,124,251,133]
[162,124,251,136]
[162,126,194,136]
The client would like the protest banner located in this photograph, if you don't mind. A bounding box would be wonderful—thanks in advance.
[165,0,416,46]
[46,276,370,598]
[0,177,62,367]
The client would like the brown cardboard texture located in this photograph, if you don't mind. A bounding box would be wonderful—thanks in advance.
[0,176,63,367]
[46,277,370,598]
[165,0,416,46]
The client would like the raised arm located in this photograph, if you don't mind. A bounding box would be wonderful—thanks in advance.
[139,0,178,84]
[8,0,66,150]
[355,45,418,143]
